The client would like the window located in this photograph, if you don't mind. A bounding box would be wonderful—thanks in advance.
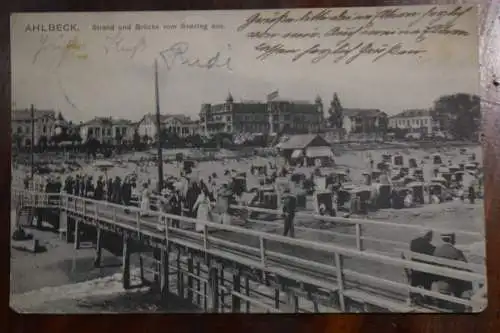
[25,126,30,133]
[43,126,47,133]
[88,128,94,136]
[17,127,21,134]
[107,128,111,136]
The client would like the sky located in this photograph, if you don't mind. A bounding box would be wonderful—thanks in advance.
[11,5,479,123]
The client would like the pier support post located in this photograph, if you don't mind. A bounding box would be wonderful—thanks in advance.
[245,275,250,313]
[153,248,161,285]
[74,219,81,250]
[196,260,201,306]
[187,255,193,302]
[274,288,280,310]
[67,218,74,243]
[285,289,299,313]
[176,250,183,298]
[93,226,102,267]
[208,265,220,313]
[122,234,131,290]
[219,264,225,312]
[231,268,241,313]
[160,244,169,300]
[139,253,145,284]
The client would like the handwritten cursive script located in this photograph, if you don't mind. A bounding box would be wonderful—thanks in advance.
[159,42,232,71]
[104,32,147,59]
[255,41,426,64]
[32,34,86,68]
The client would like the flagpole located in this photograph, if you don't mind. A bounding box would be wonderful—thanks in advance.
[154,59,164,194]
[30,104,35,178]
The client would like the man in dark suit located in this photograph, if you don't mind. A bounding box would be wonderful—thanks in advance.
[169,188,183,228]
[408,230,436,303]
[432,233,473,307]
[281,188,297,238]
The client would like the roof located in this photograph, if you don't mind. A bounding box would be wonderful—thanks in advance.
[205,98,318,114]
[142,113,193,124]
[391,109,431,118]
[209,102,267,114]
[113,119,132,126]
[12,109,55,121]
[343,108,385,117]
[276,134,329,150]
[82,117,132,126]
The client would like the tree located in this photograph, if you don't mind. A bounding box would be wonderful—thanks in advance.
[38,136,48,152]
[328,93,344,129]
[133,129,141,149]
[69,132,82,143]
[432,93,480,141]
[85,137,100,158]
[377,115,389,141]
[162,130,181,148]
[184,134,203,147]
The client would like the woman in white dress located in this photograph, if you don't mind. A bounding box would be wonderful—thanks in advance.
[140,183,151,217]
[193,188,213,232]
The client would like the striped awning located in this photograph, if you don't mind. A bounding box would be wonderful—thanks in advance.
[306,146,333,158]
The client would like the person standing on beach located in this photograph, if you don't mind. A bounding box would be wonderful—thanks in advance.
[85,176,94,198]
[193,187,213,232]
[74,175,81,197]
[112,177,122,204]
[121,177,132,211]
[185,181,200,218]
[79,176,86,197]
[281,187,297,238]
[94,176,104,200]
[168,185,183,228]
[140,183,151,217]
[217,183,232,226]
[106,178,113,202]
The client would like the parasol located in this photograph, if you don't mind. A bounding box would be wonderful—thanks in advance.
[93,160,115,184]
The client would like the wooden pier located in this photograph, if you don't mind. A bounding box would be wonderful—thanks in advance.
[11,189,487,313]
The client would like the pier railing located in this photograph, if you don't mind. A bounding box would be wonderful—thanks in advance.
[14,188,486,312]
[140,193,483,262]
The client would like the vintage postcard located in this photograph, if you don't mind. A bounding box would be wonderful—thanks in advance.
[10,5,485,314]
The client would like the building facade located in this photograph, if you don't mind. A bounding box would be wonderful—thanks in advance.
[341,108,387,136]
[199,93,324,136]
[388,109,439,135]
[137,114,199,141]
[79,117,134,144]
[11,109,56,147]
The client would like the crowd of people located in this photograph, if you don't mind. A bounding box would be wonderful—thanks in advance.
[23,158,302,238]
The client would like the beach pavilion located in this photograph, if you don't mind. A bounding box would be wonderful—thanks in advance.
[276,134,334,167]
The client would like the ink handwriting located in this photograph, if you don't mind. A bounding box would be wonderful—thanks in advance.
[32,34,86,68]
[104,32,147,59]
[159,41,232,71]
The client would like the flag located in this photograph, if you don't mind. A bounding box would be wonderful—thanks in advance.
[266,90,279,101]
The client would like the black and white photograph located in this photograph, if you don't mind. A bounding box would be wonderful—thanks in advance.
[10,5,486,313]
